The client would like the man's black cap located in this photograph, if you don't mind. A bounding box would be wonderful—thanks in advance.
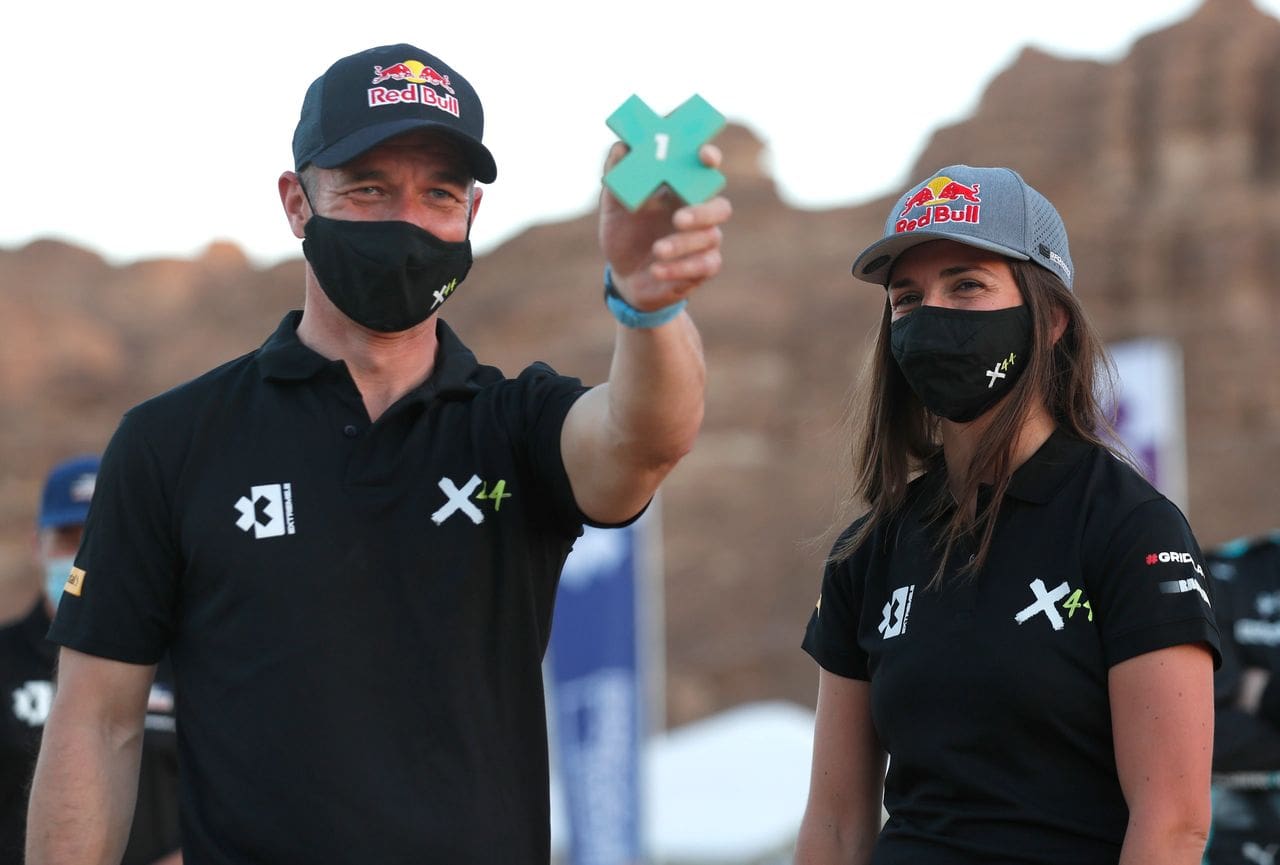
[292,43,497,183]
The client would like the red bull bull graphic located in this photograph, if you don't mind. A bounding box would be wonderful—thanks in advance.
[896,175,982,234]
[370,60,455,93]
[368,60,460,118]
[370,63,415,85]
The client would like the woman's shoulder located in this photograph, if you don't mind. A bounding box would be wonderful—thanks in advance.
[1053,438,1203,569]
[1077,441,1176,516]
[827,513,874,565]
[1035,432,1165,510]
[829,480,938,564]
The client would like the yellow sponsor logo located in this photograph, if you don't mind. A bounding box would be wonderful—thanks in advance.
[65,566,86,597]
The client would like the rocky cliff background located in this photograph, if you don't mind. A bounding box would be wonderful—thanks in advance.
[2,0,1277,725]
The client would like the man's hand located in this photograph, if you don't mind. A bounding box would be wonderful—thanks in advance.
[598,142,731,312]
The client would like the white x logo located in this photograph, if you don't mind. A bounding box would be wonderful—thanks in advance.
[432,474,484,525]
[1014,578,1069,630]
[985,363,1007,388]
[432,278,459,310]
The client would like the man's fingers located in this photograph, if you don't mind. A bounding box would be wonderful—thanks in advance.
[653,226,723,262]
[650,248,723,285]
[601,141,631,176]
[674,195,732,231]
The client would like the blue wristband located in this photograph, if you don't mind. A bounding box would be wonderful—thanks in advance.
[603,266,687,329]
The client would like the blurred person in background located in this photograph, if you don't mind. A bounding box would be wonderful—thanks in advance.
[1206,532,1280,865]
[26,41,729,865]
[796,165,1219,865]
[1,456,180,865]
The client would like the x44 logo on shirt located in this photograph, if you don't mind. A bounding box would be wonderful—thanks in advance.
[1014,579,1092,631]
[431,474,512,526]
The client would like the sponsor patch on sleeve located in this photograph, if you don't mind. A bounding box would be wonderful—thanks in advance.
[65,566,86,597]
[1158,577,1211,606]
[1146,550,1210,606]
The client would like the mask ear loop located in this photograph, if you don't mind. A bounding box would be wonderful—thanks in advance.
[298,174,320,221]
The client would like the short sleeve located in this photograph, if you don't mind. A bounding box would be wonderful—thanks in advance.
[1087,497,1221,669]
[47,410,180,665]
[497,363,595,536]
[802,527,871,681]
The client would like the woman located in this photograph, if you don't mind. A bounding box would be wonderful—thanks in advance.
[797,165,1219,865]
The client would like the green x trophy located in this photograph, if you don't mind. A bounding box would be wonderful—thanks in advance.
[604,94,726,211]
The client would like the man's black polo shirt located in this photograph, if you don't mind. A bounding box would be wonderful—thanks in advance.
[803,430,1220,865]
[50,312,595,865]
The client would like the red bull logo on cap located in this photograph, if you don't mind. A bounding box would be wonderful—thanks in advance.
[368,60,460,118]
[895,175,982,234]
[371,61,455,93]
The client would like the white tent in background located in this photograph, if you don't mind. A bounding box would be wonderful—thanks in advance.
[552,700,816,865]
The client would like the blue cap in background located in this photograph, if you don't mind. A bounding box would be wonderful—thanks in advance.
[39,455,100,529]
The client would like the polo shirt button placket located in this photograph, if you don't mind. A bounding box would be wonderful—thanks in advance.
[343,424,359,438]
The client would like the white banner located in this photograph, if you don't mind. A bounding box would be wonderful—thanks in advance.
[1107,338,1188,513]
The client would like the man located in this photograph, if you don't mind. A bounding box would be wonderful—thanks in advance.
[1205,533,1280,865]
[3,456,180,865]
[27,43,729,864]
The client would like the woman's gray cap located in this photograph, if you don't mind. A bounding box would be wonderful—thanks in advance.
[851,165,1073,289]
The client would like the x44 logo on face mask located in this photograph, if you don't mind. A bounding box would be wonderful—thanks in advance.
[431,474,512,526]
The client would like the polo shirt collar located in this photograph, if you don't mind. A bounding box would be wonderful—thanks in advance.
[257,311,497,400]
[257,311,327,381]
[1004,427,1091,504]
[422,320,500,400]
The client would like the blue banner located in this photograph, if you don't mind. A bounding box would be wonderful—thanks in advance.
[548,522,645,865]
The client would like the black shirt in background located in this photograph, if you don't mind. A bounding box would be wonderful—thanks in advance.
[1,599,180,864]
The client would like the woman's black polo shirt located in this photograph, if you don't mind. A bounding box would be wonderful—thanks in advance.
[50,312,596,865]
[803,430,1220,865]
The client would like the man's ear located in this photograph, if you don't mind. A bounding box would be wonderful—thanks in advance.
[279,171,310,240]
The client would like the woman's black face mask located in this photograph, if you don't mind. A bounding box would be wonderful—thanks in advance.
[890,304,1033,423]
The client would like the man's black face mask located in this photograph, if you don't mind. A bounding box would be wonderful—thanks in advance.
[299,180,473,333]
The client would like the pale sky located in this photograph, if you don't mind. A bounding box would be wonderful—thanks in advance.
[3,0,1273,266]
